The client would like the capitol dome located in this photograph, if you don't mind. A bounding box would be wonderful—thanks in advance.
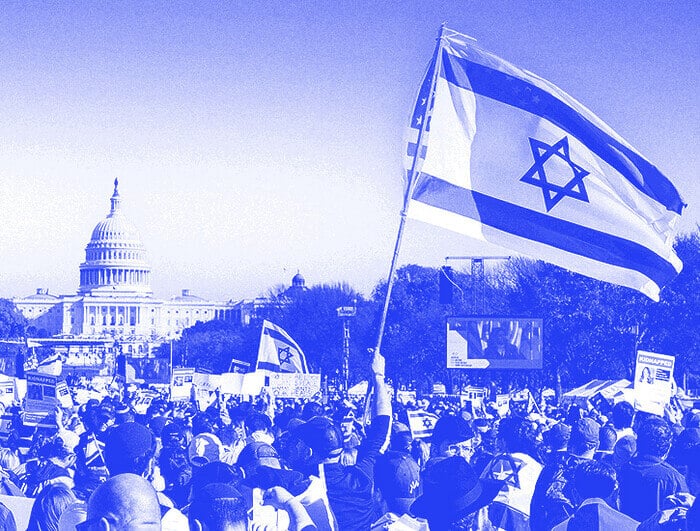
[78,179,153,296]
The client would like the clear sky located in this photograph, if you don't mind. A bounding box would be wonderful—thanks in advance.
[0,1,697,301]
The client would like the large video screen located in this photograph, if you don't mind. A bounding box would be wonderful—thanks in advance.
[447,317,543,369]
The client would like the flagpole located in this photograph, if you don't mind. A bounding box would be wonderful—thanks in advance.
[362,26,447,425]
[373,24,447,356]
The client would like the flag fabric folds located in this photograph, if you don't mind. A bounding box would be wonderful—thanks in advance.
[405,27,685,300]
[407,409,439,439]
[255,320,309,373]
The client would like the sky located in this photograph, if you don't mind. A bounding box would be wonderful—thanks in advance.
[0,1,698,302]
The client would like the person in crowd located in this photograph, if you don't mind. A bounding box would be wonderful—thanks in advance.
[618,416,689,522]
[480,415,543,530]
[425,413,477,467]
[283,349,390,531]
[26,483,77,531]
[612,402,636,441]
[374,450,422,524]
[594,424,617,461]
[73,402,112,500]
[22,438,76,497]
[82,474,161,531]
[540,422,571,467]
[411,455,502,530]
[245,411,275,446]
[530,417,601,530]
[483,328,521,360]
[103,421,188,531]
[552,460,638,530]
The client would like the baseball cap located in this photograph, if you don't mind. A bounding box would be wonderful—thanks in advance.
[543,422,572,450]
[237,441,280,472]
[291,416,343,460]
[570,418,600,447]
[431,414,475,448]
[375,451,421,514]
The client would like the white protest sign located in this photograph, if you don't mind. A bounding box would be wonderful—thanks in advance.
[268,373,321,399]
[241,372,265,396]
[193,372,222,393]
[219,373,245,395]
[170,367,195,401]
[132,390,158,415]
[0,376,15,407]
[634,350,675,414]
[24,372,69,426]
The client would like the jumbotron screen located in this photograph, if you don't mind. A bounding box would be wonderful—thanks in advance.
[447,317,543,369]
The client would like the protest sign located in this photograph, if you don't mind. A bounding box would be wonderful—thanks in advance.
[407,409,439,439]
[194,387,216,412]
[219,373,245,395]
[241,372,265,396]
[268,373,321,399]
[634,350,675,414]
[0,376,15,407]
[170,367,195,401]
[495,394,511,416]
[193,372,222,393]
[24,372,69,427]
[396,390,417,405]
[131,390,158,415]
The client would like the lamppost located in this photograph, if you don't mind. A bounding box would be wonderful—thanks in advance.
[336,301,357,395]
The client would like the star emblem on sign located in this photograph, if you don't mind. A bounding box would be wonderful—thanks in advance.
[277,346,293,365]
[422,417,434,429]
[520,136,590,212]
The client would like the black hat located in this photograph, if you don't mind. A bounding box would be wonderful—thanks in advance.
[411,456,501,525]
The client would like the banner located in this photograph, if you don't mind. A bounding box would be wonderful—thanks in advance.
[634,350,675,414]
[24,372,71,426]
[219,373,245,395]
[131,390,159,415]
[193,372,222,393]
[495,394,511,416]
[170,367,195,401]
[268,373,321,399]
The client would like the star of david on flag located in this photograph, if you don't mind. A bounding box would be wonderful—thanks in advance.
[255,320,309,373]
[405,26,685,300]
[407,409,439,439]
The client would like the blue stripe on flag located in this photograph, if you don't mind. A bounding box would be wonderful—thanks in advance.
[440,49,684,215]
[412,173,679,288]
[264,327,295,345]
[257,361,280,372]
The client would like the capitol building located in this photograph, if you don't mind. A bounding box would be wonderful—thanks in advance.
[12,179,275,359]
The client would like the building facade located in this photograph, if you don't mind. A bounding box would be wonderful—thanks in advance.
[13,180,238,357]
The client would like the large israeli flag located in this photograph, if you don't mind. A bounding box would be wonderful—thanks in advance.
[255,320,309,373]
[406,28,685,300]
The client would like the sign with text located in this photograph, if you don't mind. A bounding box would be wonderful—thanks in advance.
[447,317,543,369]
[269,373,321,399]
[634,350,675,414]
[170,367,195,401]
[0,377,15,407]
[24,372,71,426]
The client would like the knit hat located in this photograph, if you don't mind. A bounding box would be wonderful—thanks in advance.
[431,414,475,448]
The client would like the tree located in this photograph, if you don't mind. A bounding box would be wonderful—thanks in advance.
[0,299,26,339]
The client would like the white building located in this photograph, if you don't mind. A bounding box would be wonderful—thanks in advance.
[13,179,237,357]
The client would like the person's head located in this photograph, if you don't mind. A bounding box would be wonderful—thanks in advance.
[598,425,617,453]
[83,474,161,530]
[245,412,273,439]
[411,456,501,530]
[237,442,281,479]
[568,418,600,458]
[188,483,248,531]
[104,422,156,477]
[637,417,673,459]
[27,483,77,531]
[189,461,241,503]
[158,446,192,490]
[430,414,476,461]
[542,423,571,453]
[489,327,507,346]
[612,402,635,430]
[188,432,225,468]
[612,435,637,467]
[283,416,343,475]
[497,416,537,456]
[300,402,324,421]
[572,460,618,506]
[0,447,20,473]
[375,452,422,515]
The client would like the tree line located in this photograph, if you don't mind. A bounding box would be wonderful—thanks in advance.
[2,231,699,395]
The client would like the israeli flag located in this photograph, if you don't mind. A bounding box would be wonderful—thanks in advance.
[406,27,685,300]
[255,320,309,373]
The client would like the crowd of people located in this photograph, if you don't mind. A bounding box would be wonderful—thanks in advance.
[0,350,698,530]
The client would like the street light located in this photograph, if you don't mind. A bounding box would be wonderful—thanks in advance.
[336,301,357,395]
